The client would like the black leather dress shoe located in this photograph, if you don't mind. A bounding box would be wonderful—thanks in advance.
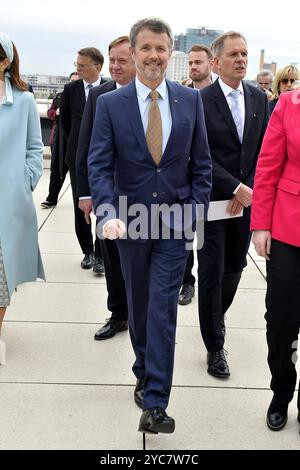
[178,284,195,305]
[138,407,175,434]
[81,253,94,269]
[207,349,230,378]
[134,377,144,409]
[93,257,105,274]
[94,318,128,340]
[266,396,288,431]
[41,200,56,209]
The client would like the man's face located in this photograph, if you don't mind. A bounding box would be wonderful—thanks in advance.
[188,50,211,82]
[75,54,101,83]
[257,75,272,91]
[132,29,172,88]
[215,37,248,86]
[109,42,136,85]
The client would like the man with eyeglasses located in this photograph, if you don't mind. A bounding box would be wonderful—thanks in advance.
[256,69,273,101]
[60,47,106,272]
[76,36,136,341]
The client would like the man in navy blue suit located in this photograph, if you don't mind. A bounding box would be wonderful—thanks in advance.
[88,17,212,434]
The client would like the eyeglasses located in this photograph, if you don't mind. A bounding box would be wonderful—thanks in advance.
[74,61,99,69]
[280,78,296,85]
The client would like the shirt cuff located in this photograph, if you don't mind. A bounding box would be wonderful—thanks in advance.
[79,196,92,200]
[233,183,242,195]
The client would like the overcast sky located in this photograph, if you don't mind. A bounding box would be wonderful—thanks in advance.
[1,0,300,79]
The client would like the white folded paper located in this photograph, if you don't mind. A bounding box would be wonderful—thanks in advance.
[207,200,244,221]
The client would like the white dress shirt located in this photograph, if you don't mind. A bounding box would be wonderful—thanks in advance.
[218,78,245,194]
[83,77,102,100]
[135,77,172,154]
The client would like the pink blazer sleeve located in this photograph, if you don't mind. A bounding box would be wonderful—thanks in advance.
[250,94,288,231]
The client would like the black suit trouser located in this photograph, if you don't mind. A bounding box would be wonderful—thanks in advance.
[197,209,251,352]
[265,238,300,407]
[182,250,196,286]
[47,144,69,205]
[69,166,101,256]
[100,239,128,322]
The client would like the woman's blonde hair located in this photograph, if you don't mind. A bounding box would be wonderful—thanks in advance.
[273,65,300,99]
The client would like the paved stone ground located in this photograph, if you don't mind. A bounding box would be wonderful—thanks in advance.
[0,170,299,450]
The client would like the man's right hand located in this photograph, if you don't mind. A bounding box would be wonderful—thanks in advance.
[235,184,253,207]
[78,199,93,224]
[103,219,126,240]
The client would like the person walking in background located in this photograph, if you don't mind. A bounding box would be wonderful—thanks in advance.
[60,47,106,272]
[178,44,213,307]
[197,31,269,379]
[77,35,136,341]
[88,17,212,434]
[256,69,273,101]
[41,72,78,209]
[0,32,45,365]
[251,88,300,433]
[268,65,299,114]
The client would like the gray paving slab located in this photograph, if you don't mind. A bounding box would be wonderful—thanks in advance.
[8,282,109,324]
[1,321,284,390]
[0,383,298,450]
[42,254,106,284]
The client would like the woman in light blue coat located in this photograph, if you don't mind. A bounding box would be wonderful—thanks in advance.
[0,32,45,364]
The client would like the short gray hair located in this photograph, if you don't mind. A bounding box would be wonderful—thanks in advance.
[213,31,247,57]
[256,69,274,82]
[129,17,173,50]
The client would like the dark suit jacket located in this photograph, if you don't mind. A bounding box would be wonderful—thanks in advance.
[200,79,269,200]
[60,77,106,170]
[76,80,116,197]
[88,79,212,238]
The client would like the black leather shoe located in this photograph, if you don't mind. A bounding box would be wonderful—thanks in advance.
[138,407,175,434]
[178,284,195,305]
[134,377,144,409]
[81,253,94,269]
[93,257,105,274]
[266,396,288,431]
[41,200,56,209]
[94,318,128,340]
[207,349,230,378]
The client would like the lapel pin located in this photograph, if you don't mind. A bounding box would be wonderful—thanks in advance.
[174,99,179,103]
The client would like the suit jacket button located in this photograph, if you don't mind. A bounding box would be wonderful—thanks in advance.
[152,192,158,198]
[156,169,161,173]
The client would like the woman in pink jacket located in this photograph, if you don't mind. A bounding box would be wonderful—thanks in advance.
[251,88,300,433]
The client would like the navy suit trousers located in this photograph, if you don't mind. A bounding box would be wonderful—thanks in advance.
[116,236,187,410]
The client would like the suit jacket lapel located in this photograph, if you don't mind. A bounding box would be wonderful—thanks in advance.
[162,80,180,162]
[123,81,154,164]
[213,80,241,144]
[78,80,86,110]
[242,82,254,143]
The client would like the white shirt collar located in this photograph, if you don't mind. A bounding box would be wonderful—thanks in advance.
[218,77,244,97]
[83,77,101,89]
[135,76,167,102]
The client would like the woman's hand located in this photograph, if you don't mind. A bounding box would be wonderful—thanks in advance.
[252,230,272,260]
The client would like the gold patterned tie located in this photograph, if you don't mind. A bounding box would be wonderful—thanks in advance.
[146,90,162,165]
